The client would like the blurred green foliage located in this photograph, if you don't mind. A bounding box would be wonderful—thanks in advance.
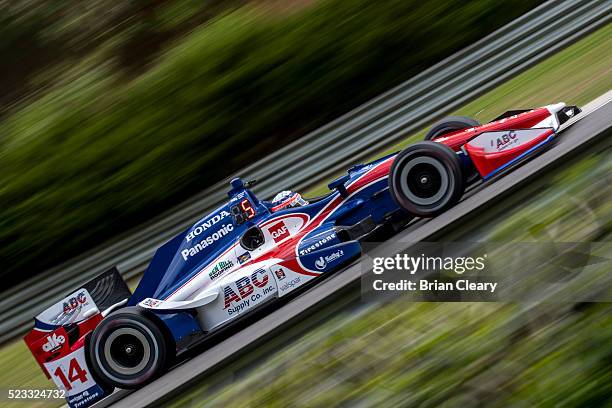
[0,0,540,283]
[0,0,247,109]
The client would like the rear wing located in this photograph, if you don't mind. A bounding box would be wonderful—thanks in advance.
[24,267,131,407]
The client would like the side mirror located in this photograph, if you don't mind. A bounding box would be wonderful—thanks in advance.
[328,174,350,197]
[244,179,258,187]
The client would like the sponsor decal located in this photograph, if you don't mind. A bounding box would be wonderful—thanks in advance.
[67,385,104,407]
[186,211,231,242]
[230,191,246,202]
[181,223,234,261]
[280,277,300,292]
[35,289,95,327]
[315,249,345,270]
[491,130,518,151]
[223,269,272,312]
[141,298,161,308]
[268,221,290,243]
[238,252,251,264]
[62,292,88,315]
[209,260,234,280]
[299,232,337,256]
[273,267,286,280]
[42,333,66,353]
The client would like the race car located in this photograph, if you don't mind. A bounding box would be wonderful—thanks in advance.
[24,102,580,407]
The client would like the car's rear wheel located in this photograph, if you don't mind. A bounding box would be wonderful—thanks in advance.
[424,116,480,140]
[89,307,172,389]
[389,141,464,217]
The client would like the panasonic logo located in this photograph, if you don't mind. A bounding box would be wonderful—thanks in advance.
[186,211,231,242]
[181,224,234,261]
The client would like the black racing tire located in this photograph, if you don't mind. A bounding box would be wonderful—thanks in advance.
[424,116,480,140]
[389,141,465,217]
[84,333,115,395]
[88,307,172,389]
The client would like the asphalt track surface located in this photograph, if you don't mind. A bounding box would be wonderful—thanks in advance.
[93,92,612,408]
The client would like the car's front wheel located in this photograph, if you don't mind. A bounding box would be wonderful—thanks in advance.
[389,141,465,217]
[88,307,172,389]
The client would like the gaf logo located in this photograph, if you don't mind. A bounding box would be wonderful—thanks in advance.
[268,221,289,243]
[63,292,87,314]
[186,211,231,241]
[42,333,66,352]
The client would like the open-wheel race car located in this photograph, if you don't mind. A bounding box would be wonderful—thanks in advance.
[25,102,580,407]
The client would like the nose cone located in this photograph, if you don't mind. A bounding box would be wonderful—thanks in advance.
[546,102,566,114]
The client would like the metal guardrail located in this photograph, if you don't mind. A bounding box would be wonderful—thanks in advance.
[1,0,610,343]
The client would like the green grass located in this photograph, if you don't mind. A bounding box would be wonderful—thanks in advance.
[0,22,609,408]
[166,142,612,408]
[0,339,58,407]
[305,22,612,197]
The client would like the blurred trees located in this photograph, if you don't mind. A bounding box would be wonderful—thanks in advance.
[0,0,541,284]
[0,0,247,112]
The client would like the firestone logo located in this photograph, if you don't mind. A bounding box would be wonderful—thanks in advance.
[268,221,289,243]
[42,333,66,352]
[299,232,336,256]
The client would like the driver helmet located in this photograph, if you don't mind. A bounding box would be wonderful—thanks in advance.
[271,190,308,211]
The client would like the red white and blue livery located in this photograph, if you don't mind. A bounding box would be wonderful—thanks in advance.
[24,102,581,407]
